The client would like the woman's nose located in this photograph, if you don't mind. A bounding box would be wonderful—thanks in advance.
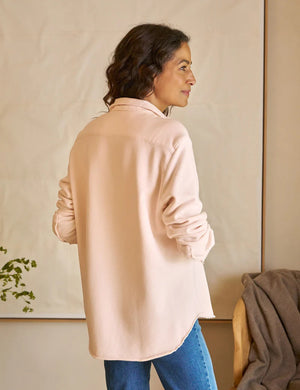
[187,70,196,86]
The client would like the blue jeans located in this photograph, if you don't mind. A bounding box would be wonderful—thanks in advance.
[104,320,218,390]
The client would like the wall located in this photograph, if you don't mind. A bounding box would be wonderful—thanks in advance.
[264,0,300,270]
[1,1,299,390]
[0,319,233,390]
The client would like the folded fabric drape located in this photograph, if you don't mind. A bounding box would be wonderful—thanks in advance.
[236,269,300,390]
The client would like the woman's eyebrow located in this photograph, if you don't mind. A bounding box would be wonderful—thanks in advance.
[177,59,192,65]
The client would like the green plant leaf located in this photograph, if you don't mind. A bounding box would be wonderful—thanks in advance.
[2,287,12,292]
[0,246,7,254]
[16,291,30,298]
[29,291,35,299]
[2,263,14,272]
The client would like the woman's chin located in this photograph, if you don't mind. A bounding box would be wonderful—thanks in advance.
[173,99,189,108]
[178,100,188,107]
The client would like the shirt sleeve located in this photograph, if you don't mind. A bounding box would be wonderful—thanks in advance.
[159,136,215,262]
[52,170,77,245]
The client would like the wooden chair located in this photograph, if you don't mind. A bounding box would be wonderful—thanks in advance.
[230,297,252,390]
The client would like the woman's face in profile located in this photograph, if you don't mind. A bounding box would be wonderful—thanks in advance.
[145,42,196,112]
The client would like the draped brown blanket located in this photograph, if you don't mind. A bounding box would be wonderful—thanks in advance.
[238,269,300,390]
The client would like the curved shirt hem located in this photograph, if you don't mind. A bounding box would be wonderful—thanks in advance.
[88,312,215,362]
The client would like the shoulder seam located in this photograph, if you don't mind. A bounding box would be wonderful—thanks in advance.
[75,130,190,155]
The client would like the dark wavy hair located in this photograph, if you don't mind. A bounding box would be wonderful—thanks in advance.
[103,23,190,116]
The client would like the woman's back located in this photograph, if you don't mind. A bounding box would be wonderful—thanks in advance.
[53,97,215,361]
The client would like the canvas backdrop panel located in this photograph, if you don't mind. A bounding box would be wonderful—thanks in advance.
[0,0,264,318]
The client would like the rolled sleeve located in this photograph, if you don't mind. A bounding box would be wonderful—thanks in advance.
[160,136,215,262]
[52,172,77,244]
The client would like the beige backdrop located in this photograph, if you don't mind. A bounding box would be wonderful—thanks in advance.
[0,0,264,318]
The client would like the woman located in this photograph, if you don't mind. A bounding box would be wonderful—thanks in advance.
[53,23,218,390]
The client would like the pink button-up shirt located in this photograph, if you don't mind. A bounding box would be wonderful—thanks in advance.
[52,97,215,361]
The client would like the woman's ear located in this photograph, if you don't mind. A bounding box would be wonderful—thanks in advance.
[144,73,158,98]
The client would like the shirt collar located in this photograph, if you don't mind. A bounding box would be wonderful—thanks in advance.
[109,97,167,118]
